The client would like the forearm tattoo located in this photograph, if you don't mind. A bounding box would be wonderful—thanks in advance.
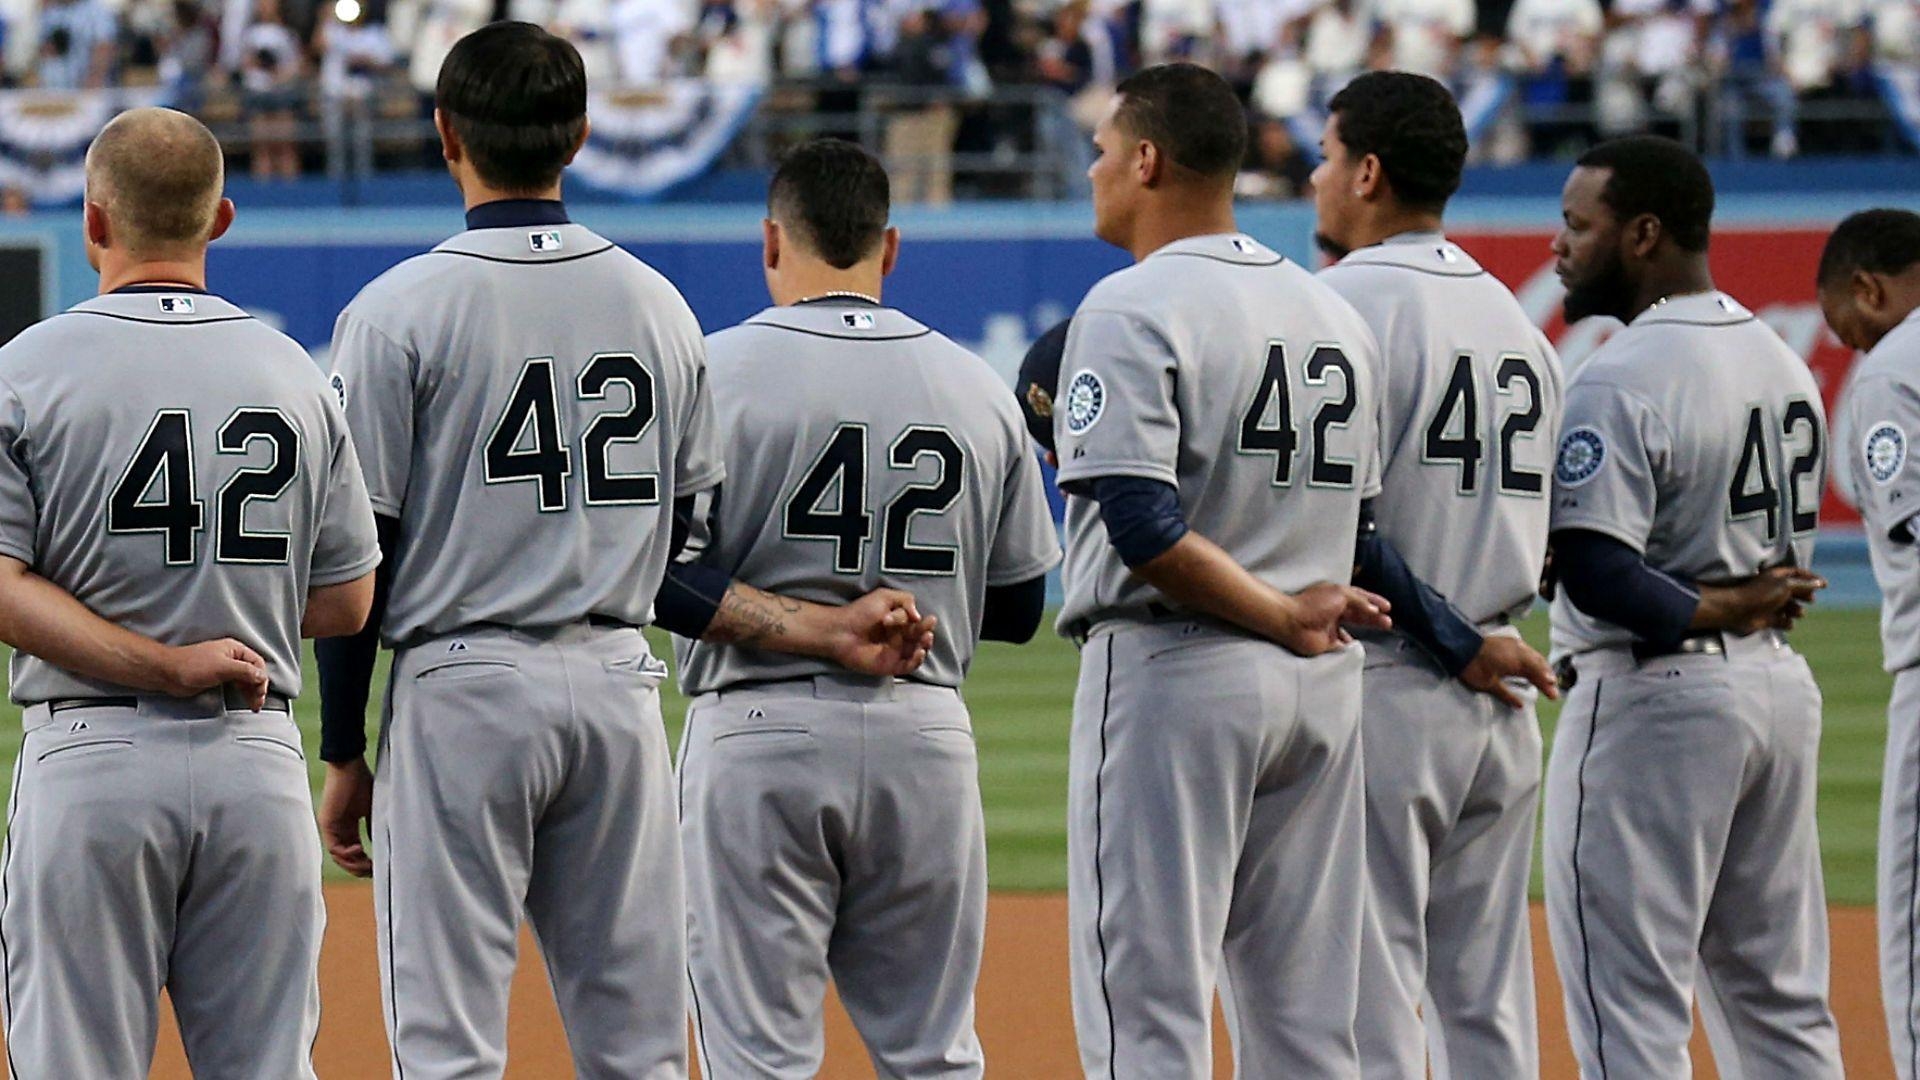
[705,585,804,646]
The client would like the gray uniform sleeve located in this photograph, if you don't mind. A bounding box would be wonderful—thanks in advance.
[310,396,384,587]
[1850,374,1920,541]
[328,310,415,516]
[1549,379,1669,552]
[674,355,725,497]
[988,437,1063,586]
[1053,308,1180,488]
[0,376,35,565]
[1357,331,1385,499]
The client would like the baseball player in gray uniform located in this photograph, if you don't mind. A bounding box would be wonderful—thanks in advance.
[0,109,380,1078]
[1816,208,1920,1080]
[1543,136,1842,1078]
[1313,72,1563,1080]
[1056,64,1393,1079]
[315,25,932,1080]
[670,138,1060,1079]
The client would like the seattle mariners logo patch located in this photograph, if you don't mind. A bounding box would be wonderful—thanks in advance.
[1064,369,1105,435]
[329,372,347,409]
[1867,422,1907,485]
[1555,427,1607,487]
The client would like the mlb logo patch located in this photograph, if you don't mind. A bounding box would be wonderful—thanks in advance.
[1229,236,1259,255]
[842,312,876,331]
[158,296,195,314]
[530,230,563,253]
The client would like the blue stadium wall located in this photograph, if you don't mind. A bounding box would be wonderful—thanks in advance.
[2,188,1913,603]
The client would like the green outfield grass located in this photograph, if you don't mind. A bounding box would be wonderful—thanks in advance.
[30,607,1890,902]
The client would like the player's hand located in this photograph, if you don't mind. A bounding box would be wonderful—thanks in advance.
[1274,583,1391,656]
[829,588,938,677]
[1459,634,1558,708]
[1708,566,1826,635]
[318,757,376,878]
[164,638,270,709]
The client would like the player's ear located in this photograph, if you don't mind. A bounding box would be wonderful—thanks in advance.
[207,198,236,242]
[82,199,110,250]
[879,226,900,278]
[1855,268,1888,314]
[762,218,780,273]
[563,117,591,166]
[1136,138,1161,187]
[432,108,460,166]
[1626,212,1662,260]
[1355,153,1384,201]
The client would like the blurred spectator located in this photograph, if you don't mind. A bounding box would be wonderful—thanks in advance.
[1137,0,1212,64]
[1504,0,1602,153]
[154,0,220,102]
[698,0,777,83]
[1301,0,1373,102]
[1,185,27,214]
[316,0,395,99]
[1715,0,1800,157]
[240,0,306,179]
[1873,0,1920,61]
[1597,0,1713,135]
[37,0,117,89]
[610,0,692,86]
[886,3,961,203]
[1235,112,1314,196]
[1373,0,1474,79]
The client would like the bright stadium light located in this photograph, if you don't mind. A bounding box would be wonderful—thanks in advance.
[335,0,361,21]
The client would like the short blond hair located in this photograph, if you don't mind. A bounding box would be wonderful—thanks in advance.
[85,108,225,257]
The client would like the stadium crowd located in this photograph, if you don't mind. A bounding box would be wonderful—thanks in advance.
[0,0,1911,193]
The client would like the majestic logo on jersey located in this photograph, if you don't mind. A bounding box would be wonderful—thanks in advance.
[1867,422,1907,485]
[1555,427,1607,487]
[158,296,195,314]
[529,230,563,253]
[1064,369,1105,435]
[329,372,347,409]
[842,312,876,331]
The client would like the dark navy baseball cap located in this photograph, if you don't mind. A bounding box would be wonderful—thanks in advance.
[1017,317,1071,453]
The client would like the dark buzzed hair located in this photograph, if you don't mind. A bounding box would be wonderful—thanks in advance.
[768,138,890,270]
[1818,208,1920,288]
[436,22,587,194]
[1327,71,1467,213]
[86,108,224,255]
[1113,63,1248,183]
[1576,136,1715,253]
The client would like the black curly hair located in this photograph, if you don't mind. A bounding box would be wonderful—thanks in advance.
[1818,208,1920,289]
[1326,71,1468,213]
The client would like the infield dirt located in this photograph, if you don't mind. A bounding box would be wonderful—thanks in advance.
[46,886,1881,1078]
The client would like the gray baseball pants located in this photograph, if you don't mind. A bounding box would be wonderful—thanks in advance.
[374,622,686,1080]
[1881,665,1920,1080]
[1355,631,1541,1080]
[1,691,323,1079]
[678,674,986,1079]
[1067,619,1366,1080]
[1542,633,1842,1079]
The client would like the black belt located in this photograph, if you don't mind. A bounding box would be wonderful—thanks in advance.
[1556,632,1733,691]
[1065,601,1184,646]
[45,692,291,714]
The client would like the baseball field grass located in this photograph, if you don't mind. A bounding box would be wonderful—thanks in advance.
[233,605,1889,902]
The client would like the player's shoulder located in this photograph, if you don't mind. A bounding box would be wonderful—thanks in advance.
[1856,310,1920,387]
[1078,233,1295,311]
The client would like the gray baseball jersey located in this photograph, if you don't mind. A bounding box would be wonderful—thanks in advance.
[0,287,379,1079]
[0,290,381,700]
[1541,290,1841,1079]
[1054,233,1382,633]
[1548,291,1825,659]
[1320,232,1563,622]
[677,303,1060,694]
[1054,233,1382,1078]
[1832,308,1920,1079]
[1837,307,1920,673]
[1320,233,1559,1080]
[330,222,724,645]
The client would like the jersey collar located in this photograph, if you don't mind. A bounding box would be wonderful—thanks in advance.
[111,284,213,295]
[464,198,570,231]
[1628,290,1753,328]
[1147,233,1283,267]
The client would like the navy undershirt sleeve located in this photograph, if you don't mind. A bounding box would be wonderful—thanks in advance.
[1089,476,1188,568]
[980,575,1047,643]
[1551,528,1701,645]
[656,490,732,640]
[316,512,397,763]
[1351,500,1485,676]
